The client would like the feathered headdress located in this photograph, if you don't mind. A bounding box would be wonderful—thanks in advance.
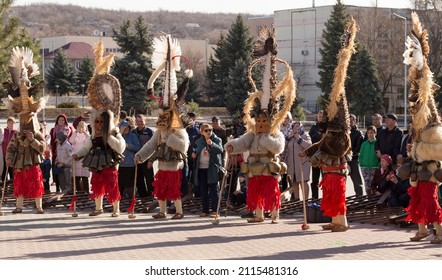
[147,34,193,128]
[87,40,121,125]
[243,26,296,135]
[2,46,46,114]
[403,12,440,140]
[324,18,357,133]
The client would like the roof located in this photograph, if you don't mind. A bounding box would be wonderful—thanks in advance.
[44,42,96,60]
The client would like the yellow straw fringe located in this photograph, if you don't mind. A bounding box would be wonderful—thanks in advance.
[327,19,356,121]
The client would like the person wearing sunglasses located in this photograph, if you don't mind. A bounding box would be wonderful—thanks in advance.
[191,124,223,218]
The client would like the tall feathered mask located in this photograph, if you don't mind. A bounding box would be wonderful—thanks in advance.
[243,26,296,135]
[403,11,440,140]
[147,34,193,129]
[87,40,122,125]
[2,46,46,114]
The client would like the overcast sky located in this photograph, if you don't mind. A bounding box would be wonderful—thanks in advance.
[13,0,413,14]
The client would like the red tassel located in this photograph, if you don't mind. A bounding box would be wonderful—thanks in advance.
[69,195,77,211]
[127,197,136,213]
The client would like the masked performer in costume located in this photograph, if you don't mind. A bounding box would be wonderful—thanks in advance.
[3,46,47,214]
[225,26,296,223]
[135,35,191,220]
[72,41,125,217]
[398,12,442,244]
[302,19,357,232]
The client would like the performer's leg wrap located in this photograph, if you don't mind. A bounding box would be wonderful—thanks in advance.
[95,196,103,211]
[16,196,24,209]
[418,223,428,234]
[174,199,183,215]
[255,207,264,220]
[113,200,120,215]
[433,222,442,236]
[35,197,43,210]
[159,200,167,214]
[338,214,348,227]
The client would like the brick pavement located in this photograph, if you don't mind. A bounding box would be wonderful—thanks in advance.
[0,206,441,260]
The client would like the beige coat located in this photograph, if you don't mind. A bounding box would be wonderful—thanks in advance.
[286,132,312,183]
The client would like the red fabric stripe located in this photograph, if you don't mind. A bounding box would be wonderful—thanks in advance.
[246,175,280,212]
[13,166,44,198]
[90,167,120,203]
[70,195,77,211]
[127,197,136,213]
[321,163,347,172]
[406,181,442,224]
[319,173,347,217]
[152,170,182,201]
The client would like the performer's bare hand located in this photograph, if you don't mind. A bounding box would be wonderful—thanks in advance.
[135,155,142,165]
[6,159,12,167]
[192,152,197,159]
[298,151,306,157]
[226,145,233,154]
[26,130,34,141]
[206,139,212,146]
[72,154,79,160]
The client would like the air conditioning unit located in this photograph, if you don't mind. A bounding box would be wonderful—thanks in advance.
[301,50,309,56]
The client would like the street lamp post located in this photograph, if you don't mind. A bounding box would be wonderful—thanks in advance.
[81,84,85,108]
[393,13,408,129]
[55,84,59,107]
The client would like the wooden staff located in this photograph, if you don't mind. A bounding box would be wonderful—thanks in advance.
[71,158,78,217]
[128,164,138,219]
[0,166,9,216]
[299,155,310,230]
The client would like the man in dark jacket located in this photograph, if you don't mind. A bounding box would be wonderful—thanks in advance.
[308,110,324,199]
[375,114,403,165]
[349,114,364,196]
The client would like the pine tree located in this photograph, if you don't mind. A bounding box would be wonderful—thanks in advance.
[347,44,383,117]
[225,59,251,115]
[316,0,351,109]
[45,49,77,96]
[205,15,254,111]
[205,34,227,106]
[112,16,152,113]
[0,0,41,97]
[76,57,94,94]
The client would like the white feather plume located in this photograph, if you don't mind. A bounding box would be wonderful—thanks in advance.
[151,35,182,107]
[403,34,424,70]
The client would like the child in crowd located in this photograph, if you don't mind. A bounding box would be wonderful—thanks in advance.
[40,150,52,194]
[55,132,73,193]
[359,125,380,197]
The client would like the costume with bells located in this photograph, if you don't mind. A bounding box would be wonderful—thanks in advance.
[135,35,191,220]
[225,26,296,223]
[73,41,125,217]
[304,19,357,232]
[397,12,442,244]
[2,46,47,214]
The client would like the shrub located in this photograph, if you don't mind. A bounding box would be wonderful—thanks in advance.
[57,101,79,108]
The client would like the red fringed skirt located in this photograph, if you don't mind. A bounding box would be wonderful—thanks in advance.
[319,172,347,217]
[13,166,44,198]
[246,175,280,212]
[90,167,120,204]
[406,181,442,224]
[152,169,182,201]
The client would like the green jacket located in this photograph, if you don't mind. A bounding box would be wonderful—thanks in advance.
[359,139,380,168]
